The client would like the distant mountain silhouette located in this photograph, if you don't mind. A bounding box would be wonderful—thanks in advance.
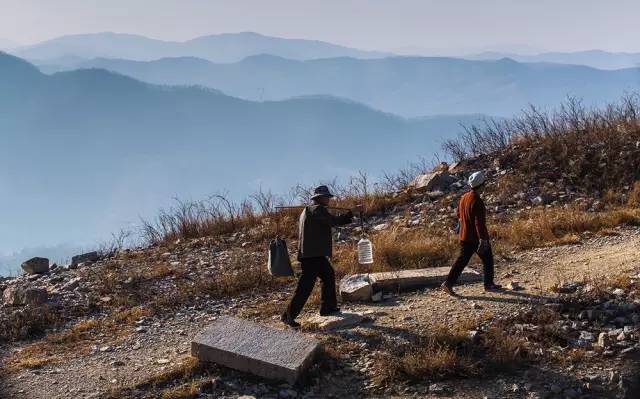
[467,50,640,70]
[39,54,640,117]
[12,32,389,63]
[0,52,480,257]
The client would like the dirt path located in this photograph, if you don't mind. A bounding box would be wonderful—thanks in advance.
[1,228,639,399]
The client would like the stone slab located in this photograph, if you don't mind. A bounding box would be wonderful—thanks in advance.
[306,312,367,331]
[370,266,480,291]
[341,267,481,302]
[191,316,320,384]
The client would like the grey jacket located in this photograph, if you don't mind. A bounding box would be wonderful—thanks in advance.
[297,205,354,260]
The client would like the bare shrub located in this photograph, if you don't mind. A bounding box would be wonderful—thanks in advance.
[0,305,63,342]
[443,94,640,193]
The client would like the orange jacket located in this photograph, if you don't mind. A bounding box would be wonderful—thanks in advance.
[457,190,490,243]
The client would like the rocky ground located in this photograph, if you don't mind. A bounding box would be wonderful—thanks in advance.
[1,226,639,399]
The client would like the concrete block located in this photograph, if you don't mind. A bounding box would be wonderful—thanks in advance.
[370,266,480,291]
[191,316,320,384]
[340,267,481,302]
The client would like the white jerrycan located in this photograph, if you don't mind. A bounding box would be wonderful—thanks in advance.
[357,237,374,265]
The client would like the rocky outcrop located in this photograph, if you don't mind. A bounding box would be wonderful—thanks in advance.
[3,287,48,306]
[71,251,99,267]
[410,171,457,192]
[21,257,49,275]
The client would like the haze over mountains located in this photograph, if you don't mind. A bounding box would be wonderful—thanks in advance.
[0,51,481,274]
[12,32,640,71]
[467,50,640,71]
[40,54,640,117]
[12,32,389,63]
[1,30,638,275]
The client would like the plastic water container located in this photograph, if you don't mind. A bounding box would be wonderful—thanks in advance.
[357,238,374,265]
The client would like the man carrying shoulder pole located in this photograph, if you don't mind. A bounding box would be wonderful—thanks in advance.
[281,185,362,328]
[442,171,502,296]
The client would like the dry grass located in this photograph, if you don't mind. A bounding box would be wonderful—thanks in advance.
[107,357,211,399]
[141,187,410,246]
[494,206,640,250]
[333,227,458,277]
[372,305,572,385]
[444,95,640,194]
[5,307,148,371]
[628,181,640,207]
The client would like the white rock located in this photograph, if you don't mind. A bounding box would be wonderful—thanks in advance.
[339,274,372,302]
[373,223,389,231]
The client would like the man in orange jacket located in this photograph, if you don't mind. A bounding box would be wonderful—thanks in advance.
[442,171,502,296]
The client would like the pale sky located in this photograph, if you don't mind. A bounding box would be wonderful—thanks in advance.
[0,0,638,53]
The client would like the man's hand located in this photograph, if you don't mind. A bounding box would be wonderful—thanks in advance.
[478,239,490,253]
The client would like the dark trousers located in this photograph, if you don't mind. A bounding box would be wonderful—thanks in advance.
[283,257,338,321]
[445,241,495,287]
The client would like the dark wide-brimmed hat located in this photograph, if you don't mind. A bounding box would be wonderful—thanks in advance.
[311,185,334,200]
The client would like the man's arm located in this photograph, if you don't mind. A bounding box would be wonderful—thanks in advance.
[313,206,354,227]
[473,200,490,241]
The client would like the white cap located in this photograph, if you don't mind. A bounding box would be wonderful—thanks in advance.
[468,171,486,188]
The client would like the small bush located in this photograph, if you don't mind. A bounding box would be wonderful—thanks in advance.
[0,305,63,342]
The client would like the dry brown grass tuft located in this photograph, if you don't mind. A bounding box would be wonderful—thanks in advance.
[0,304,63,342]
[628,181,640,207]
[495,206,640,250]
[6,307,148,371]
[399,341,474,380]
[107,357,211,399]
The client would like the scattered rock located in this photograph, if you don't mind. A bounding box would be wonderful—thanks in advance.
[306,312,368,331]
[428,383,447,394]
[597,332,611,348]
[339,274,372,302]
[21,257,49,275]
[508,281,523,290]
[71,251,99,267]
[411,171,457,192]
[62,277,82,291]
[556,281,582,293]
[612,288,626,296]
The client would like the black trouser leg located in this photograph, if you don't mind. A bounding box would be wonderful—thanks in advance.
[477,244,495,287]
[445,241,476,287]
[283,259,319,321]
[317,257,338,313]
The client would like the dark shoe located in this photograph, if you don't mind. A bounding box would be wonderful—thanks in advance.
[484,284,503,292]
[320,308,341,316]
[281,314,301,328]
[441,282,457,297]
